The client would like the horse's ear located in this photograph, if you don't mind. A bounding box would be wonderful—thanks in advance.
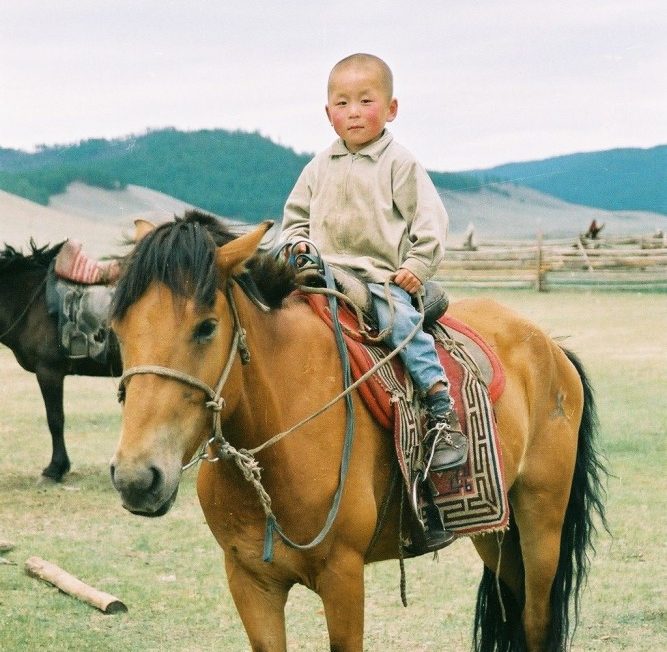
[133,219,156,241]
[216,221,273,274]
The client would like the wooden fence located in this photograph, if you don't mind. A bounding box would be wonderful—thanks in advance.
[436,232,667,291]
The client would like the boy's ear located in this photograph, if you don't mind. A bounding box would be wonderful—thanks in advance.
[386,98,398,122]
[325,104,332,125]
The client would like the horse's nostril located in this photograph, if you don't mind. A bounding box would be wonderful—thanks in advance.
[109,463,162,498]
[148,465,163,494]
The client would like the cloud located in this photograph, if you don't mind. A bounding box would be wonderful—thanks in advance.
[1,1,664,169]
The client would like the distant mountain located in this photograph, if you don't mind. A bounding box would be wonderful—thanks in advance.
[0,128,481,222]
[1,129,664,234]
[467,146,667,216]
[0,129,310,221]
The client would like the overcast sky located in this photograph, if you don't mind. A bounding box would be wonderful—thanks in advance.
[1,1,665,171]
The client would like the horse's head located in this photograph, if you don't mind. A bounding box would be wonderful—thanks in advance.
[109,212,272,516]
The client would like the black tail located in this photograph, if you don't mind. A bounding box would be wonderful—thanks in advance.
[473,348,609,651]
[546,348,610,649]
[473,513,527,651]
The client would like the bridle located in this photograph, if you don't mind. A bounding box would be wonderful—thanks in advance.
[116,282,250,471]
[115,277,348,562]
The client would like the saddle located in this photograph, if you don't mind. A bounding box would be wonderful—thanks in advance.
[46,260,118,364]
[304,290,509,552]
[54,239,120,285]
[297,263,449,329]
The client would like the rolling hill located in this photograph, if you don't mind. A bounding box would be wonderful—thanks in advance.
[1,128,665,242]
[0,189,126,257]
[466,145,667,216]
[2,178,662,262]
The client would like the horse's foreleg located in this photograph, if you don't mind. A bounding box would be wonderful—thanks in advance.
[224,556,289,652]
[317,548,365,652]
[36,369,68,481]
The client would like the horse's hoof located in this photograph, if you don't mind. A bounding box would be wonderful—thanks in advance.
[40,463,70,484]
[36,475,60,487]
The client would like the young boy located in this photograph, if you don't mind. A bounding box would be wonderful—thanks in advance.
[280,53,467,550]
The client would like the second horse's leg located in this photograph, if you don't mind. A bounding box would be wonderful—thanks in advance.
[36,368,68,481]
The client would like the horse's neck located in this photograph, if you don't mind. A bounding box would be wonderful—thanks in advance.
[210,289,394,540]
[0,269,46,340]
[227,291,343,453]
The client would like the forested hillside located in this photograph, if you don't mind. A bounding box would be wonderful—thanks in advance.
[0,130,309,221]
[468,145,667,216]
[2,129,662,222]
[0,129,481,221]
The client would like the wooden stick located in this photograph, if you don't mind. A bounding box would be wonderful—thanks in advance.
[24,556,128,614]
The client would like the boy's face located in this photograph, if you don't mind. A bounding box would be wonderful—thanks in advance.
[325,63,397,153]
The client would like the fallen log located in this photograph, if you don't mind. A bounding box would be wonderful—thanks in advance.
[24,556,128,614]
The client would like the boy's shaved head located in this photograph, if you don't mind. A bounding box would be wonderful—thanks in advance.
[328,53,394,100]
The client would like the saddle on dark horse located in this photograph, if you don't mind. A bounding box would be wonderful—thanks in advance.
[299,264,509,555]
[45,241,119,364]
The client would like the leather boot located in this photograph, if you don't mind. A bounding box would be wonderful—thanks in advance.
[425,408,468,472]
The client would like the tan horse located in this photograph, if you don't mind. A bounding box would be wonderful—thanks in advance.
[109,212,607,651]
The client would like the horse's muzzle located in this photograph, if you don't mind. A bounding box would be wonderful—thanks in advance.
[124,488,179,518]
[109,461,180,516]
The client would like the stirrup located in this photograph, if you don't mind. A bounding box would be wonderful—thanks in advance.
[404,490,457,555]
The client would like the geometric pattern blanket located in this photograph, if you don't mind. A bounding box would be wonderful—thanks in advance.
[305,293,509,537]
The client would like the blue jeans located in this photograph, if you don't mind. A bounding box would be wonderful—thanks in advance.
[368,283,448,393]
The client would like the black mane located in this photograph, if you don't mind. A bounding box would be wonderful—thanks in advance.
[111,210,295,320]
[0,240,65,275]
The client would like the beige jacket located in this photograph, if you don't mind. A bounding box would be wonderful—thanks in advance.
[281,130,449,284]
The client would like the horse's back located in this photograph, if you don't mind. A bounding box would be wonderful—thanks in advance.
[448,296,548,352]
[448,297,583,487]
[448,296,579,385]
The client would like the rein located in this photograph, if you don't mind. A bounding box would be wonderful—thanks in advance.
[117,272,424,563]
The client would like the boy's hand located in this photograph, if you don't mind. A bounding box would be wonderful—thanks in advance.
[392,268,422,295]
[281,241,308,259]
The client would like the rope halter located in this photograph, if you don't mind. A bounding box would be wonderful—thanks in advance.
[116,283,249,470]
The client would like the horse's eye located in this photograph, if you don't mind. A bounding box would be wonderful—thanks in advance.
[193,319,218,342]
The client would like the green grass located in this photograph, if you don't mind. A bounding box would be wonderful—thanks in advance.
[1,290,665,650]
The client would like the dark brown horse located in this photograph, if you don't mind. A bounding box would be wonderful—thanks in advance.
[109,213,608,651]
[0,241,121,481]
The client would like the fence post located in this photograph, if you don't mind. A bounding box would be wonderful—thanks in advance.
[536,231,546,292]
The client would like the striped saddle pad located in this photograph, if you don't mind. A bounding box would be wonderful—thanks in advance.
[305,293,509,537]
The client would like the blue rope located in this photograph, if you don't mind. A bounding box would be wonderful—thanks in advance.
[263,257,356,562]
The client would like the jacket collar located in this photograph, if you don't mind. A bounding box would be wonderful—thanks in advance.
[330,129,393,161]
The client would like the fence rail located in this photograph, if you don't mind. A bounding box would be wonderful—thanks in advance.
[436,232,667,291]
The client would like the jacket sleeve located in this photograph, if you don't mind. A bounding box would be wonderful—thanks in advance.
[392,159,449,283]
[280,163,313,242]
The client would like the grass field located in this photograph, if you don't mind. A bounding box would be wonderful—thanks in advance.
[1,290,665,651]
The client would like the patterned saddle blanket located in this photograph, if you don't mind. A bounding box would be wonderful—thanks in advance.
[305,292,509,538]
